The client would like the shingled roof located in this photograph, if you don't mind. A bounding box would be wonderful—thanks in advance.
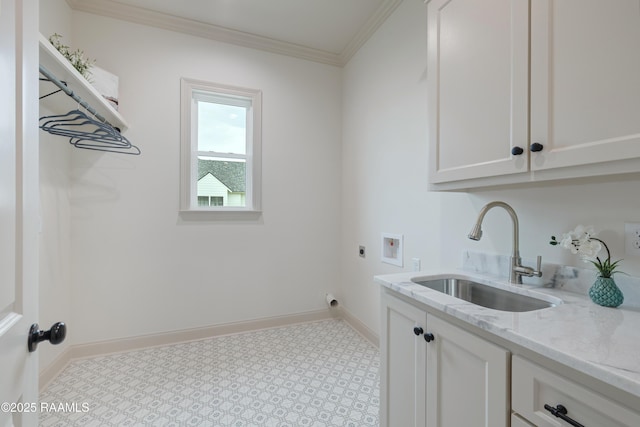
[198,159,246,192]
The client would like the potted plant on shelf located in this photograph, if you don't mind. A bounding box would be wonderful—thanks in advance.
[49,33,94,79]
[550,225,624,308]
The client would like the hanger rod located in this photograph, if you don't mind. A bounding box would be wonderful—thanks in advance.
[39,64,115,129]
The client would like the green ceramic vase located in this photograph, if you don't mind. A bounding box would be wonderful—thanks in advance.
[588,277,624,308]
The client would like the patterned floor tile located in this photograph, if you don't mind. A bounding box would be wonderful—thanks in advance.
[40,320,380,426]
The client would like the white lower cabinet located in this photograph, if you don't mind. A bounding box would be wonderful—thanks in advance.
[380,289,640,427]
[380,291,509,427]
[425,314,510,427]
[512,413,536,427]
[512,356,640,427]
[380,291,427,427]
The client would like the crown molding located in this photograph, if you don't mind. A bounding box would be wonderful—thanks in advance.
[340,0,403,64]
[65,0,402,67]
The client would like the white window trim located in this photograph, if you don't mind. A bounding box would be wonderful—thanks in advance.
[180,78,262,217]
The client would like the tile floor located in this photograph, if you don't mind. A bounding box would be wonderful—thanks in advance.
[39,319,380,426]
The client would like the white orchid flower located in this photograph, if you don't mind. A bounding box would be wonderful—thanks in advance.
[577,239,602,261]
[550,225,622,278]
[574,224,596,240]
[560,233,580,254]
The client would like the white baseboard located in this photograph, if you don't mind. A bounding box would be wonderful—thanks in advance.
[39,346,74,392]
[39,307,378,392]
[339,307,379,348]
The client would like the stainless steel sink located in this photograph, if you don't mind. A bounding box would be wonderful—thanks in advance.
[411,277,558,312]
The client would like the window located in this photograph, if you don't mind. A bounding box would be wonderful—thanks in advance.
[197,196,224,206]
[180,78,262,213]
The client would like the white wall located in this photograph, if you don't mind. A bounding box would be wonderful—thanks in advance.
[340,0,640,336]
[39,0,71,42]
[341,0,446,333]
[65,12,343,344]
[38,0,74,374]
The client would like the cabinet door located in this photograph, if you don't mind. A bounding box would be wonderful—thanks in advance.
[425,314,509,427]
[530,0,640,171]
[380,292,427,427]
[428,0,529,183]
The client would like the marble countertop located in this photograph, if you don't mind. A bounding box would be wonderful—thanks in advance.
[374,268,640,400]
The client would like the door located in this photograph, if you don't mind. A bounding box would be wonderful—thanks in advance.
[380,291,427,427]
[425,314,509,427]
[0,0,40,426]
[427,0,529,183]
[530,0,640,171]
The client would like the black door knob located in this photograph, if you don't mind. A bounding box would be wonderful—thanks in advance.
[530,142,544,152]
[413,326,424,336]
[28,322,66,352]
[511,146,524,155]
[424,333,435,343]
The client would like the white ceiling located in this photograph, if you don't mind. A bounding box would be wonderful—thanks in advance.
[66,0,403,66]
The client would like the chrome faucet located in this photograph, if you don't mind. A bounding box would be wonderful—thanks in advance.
[468,201,542,284]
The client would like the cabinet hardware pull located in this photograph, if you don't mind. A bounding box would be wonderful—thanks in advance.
[511,146,524,155]
[413,327,424,336]
[530,142,544,152]
[424,333,435,342]
[544,404,585,427]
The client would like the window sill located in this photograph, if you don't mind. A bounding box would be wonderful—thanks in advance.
[178,209,263,223]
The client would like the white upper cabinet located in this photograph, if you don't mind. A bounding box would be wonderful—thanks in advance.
[428,0,640,189]
[428,0,529,184]
[530,0,640,171]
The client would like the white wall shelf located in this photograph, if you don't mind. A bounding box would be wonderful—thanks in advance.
[39,33,129,131]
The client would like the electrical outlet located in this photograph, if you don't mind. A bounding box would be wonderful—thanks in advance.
[624,223,640,256]
[359,245,366,258]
